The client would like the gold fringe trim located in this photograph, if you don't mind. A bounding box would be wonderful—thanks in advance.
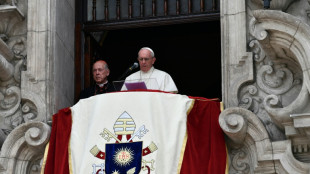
[69,108,73,174]
[186,99,195,115]
[177,130,188,174]
[220,102,224,111]
[177,99,195,173]
[69,137,73,174]
[221,102,229,174]
[225,145,229,174]
[40,142,50,174]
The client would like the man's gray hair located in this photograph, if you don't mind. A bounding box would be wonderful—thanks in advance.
[103,62,109,70]
[139,47,155,57]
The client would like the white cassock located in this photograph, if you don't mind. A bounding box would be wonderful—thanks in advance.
[124,66,178,93]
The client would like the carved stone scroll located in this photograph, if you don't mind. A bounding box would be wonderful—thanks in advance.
[0,121,50,173]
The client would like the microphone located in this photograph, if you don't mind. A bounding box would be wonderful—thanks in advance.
[128,62,139,71]
[118,62,139,80]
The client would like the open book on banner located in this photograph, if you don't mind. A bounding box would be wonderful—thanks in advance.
[41,91,228,174]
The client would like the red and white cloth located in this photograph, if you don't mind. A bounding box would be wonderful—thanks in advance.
[41,91,227,174]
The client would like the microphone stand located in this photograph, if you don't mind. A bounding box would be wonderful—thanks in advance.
[117,63,138,80]
[118,69,132,81]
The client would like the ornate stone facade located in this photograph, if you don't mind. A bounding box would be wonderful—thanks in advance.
[0,1,51,173]
[221,0,310,173]
[0,0,74,173]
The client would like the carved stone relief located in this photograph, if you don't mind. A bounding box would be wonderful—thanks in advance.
[0,2,27,146]
[0,121,50,174]
[221,0,310,173]
[0,1,51,173]
[238,36,303,141]
[229,149,251,174]
[220,107,310,173]
[248,5,310,161]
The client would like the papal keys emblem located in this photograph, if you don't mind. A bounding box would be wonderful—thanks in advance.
[90,111,158,174]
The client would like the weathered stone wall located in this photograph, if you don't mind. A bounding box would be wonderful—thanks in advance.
[221,0,310,173]
[53,0,75,111]
[0,0,74,173]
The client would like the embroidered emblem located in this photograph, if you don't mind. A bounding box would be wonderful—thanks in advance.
[90,111,158,174]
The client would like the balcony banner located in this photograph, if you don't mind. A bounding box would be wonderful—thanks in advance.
[41,91,227,174]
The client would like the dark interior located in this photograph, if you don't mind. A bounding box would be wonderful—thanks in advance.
[95,20,221,100]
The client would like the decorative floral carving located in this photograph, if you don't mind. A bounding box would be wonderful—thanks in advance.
[22,100,37,122]
[0,86,20,117]
[249,17,268,41]
[24,122,50,148]
[257,64,294,95]
[219,108,248,145]
[11,110,22,128]
[231,149,250,174]
[239,85,262,114]
[0,7,39,146]
[8,36,26,60]
[249,40,266,63]
[0,35,37,142]
[237,34,303,140]
[220,107,270,144]
[263,94,281,108]
[0,1,49,173]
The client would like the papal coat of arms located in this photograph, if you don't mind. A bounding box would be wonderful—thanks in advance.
[89,111,158,174]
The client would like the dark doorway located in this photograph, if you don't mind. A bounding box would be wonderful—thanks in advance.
[96,20,221,99]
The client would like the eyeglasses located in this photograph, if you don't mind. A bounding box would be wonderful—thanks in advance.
[137,57,152,61]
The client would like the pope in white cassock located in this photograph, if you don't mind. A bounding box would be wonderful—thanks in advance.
[124,47,178,93]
